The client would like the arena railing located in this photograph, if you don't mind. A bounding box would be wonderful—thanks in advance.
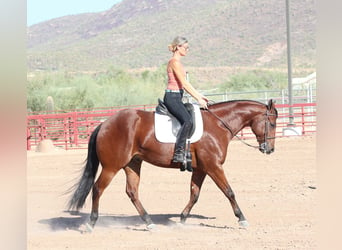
[27,103,316,150]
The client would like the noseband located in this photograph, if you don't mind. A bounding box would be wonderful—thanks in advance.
[206,108,276,149]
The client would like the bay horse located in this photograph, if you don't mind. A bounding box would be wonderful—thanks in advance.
[67,99,278,232]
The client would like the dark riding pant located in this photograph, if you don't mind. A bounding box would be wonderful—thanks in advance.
[163,90,193,153]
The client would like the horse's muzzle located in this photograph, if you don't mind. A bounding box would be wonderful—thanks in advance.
[259,142,274,155]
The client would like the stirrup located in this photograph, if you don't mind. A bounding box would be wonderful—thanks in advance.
[172,152,185,163]
[185,149,193,172]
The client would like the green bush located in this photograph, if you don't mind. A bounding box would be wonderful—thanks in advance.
[27,67,288,112]
[219,70,288,92]
[27,65,167,112]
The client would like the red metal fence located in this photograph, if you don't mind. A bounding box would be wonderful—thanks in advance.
[27,103,316,150]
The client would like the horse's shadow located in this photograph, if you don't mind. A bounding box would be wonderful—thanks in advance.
[38,211,221,232]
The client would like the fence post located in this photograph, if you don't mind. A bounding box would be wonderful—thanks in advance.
[63,117,68,150]
[40,118,46,140]
[301,105,305,135]
[73,112,78,147]
[264,91,268,103]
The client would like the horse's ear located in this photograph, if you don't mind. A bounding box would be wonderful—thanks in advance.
[267,99,276,110]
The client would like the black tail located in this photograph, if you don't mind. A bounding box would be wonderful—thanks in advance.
[67,124,102,211]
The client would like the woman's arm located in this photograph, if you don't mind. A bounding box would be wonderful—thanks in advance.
[170,60,208,107]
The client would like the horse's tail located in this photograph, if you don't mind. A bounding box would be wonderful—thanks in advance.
[67,124,102,211]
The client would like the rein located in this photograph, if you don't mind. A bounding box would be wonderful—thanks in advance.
[206,108,260,149]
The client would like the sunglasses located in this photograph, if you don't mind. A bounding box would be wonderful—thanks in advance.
[180,45,189,51]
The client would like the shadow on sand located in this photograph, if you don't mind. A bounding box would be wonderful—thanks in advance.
[38,211,221,232]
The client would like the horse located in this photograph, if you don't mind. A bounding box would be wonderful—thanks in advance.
[67,99,278,232]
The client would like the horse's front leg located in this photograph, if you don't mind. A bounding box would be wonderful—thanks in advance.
[180,170,207,223]
[124,158,155,230]
[207,166,249,227]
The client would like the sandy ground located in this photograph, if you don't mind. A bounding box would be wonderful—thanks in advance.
[27,136,316,250]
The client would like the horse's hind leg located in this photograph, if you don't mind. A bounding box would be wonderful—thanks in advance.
[207,167,248,227]
[86,167,120,231]
[124,157,155,229]
[180,170,207,223]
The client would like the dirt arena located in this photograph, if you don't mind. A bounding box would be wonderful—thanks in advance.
[27,136,316,250]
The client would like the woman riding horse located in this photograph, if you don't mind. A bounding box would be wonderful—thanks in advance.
[163,36,208,169]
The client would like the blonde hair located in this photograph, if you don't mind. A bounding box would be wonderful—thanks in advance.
[168,36,188,52]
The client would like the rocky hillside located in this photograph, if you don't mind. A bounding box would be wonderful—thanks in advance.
[27,0,316,72]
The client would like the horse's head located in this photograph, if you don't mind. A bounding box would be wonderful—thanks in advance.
[251,99,278,154]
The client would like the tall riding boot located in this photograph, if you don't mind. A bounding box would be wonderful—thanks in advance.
[172,123,191,163]
[172,140,186,163]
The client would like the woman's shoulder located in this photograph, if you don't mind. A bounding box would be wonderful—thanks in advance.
[168,57,178,63]
[168,58,182,68]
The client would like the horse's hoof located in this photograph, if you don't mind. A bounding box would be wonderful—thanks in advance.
[146,223,157,231]
[79,223,93,234]
[238,220,249,228]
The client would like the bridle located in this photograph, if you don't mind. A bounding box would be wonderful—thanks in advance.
[258,110,277,151]
[206,108,276,150]
[263,110,277,141]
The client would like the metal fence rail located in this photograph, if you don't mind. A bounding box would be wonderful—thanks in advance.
[27,102,316,150]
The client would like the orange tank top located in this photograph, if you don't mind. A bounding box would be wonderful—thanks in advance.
[166,58,185,90]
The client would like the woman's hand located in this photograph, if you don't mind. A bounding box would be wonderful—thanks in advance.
[201,95,209,102]
[198,97,208,109]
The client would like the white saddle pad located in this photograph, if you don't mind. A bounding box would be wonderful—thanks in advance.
[154,104,203,143]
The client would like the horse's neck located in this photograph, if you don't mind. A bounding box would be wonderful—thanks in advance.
[214,102,263,134]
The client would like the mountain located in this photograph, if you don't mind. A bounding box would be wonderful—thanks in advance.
[27,0,316,72]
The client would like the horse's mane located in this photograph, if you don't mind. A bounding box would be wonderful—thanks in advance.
[207,99,267,108]
[207,99,278,117]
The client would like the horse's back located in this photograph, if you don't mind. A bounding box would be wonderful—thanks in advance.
[94,109,154,166]
[101,109,152,129]
[97,109,154,147]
